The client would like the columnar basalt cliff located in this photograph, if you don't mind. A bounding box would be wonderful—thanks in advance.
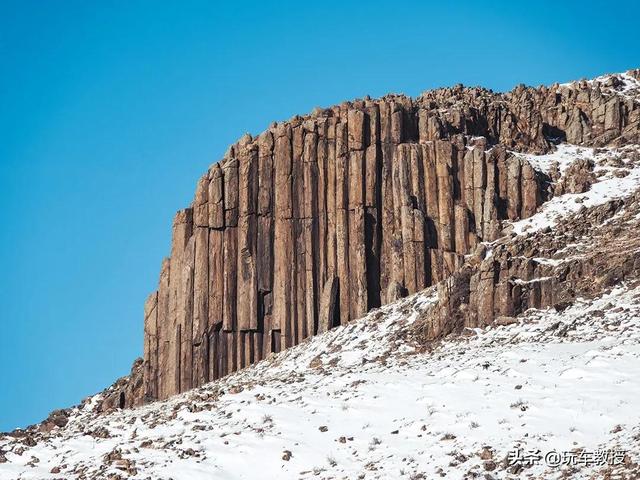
[122,70,640,406]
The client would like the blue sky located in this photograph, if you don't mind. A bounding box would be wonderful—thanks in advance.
[0,0,638,431]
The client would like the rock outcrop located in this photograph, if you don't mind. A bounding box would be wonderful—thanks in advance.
[413,144,640,343]
[122,69,640,406]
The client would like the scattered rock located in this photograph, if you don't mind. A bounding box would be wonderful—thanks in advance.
[480,446,494,460]
[484,460,497,471]
[495,316,517,326]
[89,426,111,439]
[22,436,36,447]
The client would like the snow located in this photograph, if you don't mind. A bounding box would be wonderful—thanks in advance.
[559,71,640,102]
[2,284,640,479]
[514,144,594,176]
[532,257,564,267]
[509,143,640,236]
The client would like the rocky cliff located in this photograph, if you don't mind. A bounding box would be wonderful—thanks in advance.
[115,69,640,407]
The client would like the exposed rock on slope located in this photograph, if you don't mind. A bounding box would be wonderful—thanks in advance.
[415,145,640,342]
[126,70,640,406]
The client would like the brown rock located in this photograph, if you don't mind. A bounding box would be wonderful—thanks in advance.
[495,315,517,326]
[318,276,338,334]
[140,72,639,402]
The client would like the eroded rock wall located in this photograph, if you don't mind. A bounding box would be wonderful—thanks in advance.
[134,69,640,405]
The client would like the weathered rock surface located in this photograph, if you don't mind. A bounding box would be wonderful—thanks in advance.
[414,190,640,343]
[97,358,144,412]
[116,69,640,406]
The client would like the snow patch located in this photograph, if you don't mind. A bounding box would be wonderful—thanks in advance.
[510,143,640,236]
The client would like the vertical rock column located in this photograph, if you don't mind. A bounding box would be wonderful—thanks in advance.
[257,131,277,356]
[179,235,194,393]
[364,102,382,309]
[273,123,295,348]
[192,174,210,388]
[154,259,171,399]
[159,209,193,398]
[302,123,319,338]
[237,138,259,368]
[142,292,158,401]
[207,164,224,380]
[222,157,238,375]
[347,109,368,320]
[335,117,351,325]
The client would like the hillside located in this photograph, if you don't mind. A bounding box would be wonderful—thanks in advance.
[2,70,640,479]
[1,269,639,479]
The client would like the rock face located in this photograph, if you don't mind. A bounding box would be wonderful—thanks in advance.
[414,190,640,343]
[127,69,640,405]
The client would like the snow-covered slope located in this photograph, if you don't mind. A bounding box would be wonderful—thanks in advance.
[1,280,639,479]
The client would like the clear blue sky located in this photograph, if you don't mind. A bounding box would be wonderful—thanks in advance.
[1,0,638,431]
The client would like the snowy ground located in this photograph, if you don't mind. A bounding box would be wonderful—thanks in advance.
[1,282,639,479]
